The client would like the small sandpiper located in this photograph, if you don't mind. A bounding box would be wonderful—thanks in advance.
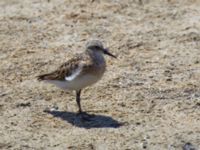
[37,40,116,114]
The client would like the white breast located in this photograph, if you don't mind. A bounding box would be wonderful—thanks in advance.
[46,73,103,90]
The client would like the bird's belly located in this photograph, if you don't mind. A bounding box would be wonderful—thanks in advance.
[46,74,103,90]
[69,74,102,90]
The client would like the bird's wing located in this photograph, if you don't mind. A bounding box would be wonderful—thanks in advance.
[37,54,93,81]
[64,65,82,81]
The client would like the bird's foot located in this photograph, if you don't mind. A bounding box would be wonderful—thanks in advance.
[76,111,94,121]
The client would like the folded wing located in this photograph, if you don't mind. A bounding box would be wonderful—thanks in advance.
[37,54,92,82]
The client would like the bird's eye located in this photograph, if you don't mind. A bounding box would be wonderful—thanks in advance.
[94,46,99,49]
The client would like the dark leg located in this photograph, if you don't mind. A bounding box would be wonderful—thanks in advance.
[76,90,82,113]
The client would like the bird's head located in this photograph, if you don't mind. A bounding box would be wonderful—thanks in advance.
[86,40,117,58]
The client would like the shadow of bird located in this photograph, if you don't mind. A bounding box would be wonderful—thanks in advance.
[45,110,124,129]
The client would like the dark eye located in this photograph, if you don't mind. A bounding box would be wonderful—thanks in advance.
[94,46,99,49]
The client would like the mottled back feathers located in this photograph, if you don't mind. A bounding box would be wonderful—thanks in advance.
[37,50,105,82]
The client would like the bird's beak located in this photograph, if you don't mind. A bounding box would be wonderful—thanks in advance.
[103,49,117,59]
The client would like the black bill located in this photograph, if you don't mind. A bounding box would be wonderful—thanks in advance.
[103,49,117,58]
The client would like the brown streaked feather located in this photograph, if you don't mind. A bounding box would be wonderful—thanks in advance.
[37,51,94,81]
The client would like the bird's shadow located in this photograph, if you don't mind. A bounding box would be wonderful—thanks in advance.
[45,110,124,129]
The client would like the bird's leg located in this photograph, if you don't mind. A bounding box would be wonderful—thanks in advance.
[76,90,82,114]
[75,90,93,121]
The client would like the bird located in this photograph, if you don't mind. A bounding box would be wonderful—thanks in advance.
[37,40,116,114]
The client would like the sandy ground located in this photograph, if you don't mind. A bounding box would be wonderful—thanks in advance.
[0,0,200,149]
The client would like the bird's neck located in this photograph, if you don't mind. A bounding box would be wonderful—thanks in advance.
[87,49,105,65]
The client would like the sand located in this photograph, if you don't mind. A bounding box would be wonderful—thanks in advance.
[0,0,200,149]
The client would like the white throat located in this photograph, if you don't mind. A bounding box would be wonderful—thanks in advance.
[91,50,105,66]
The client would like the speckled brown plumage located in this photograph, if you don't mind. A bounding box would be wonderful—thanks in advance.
[37,49,105,81]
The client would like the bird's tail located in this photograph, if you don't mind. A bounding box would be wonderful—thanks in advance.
[37,71,57,81]
[37,73,50,81]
